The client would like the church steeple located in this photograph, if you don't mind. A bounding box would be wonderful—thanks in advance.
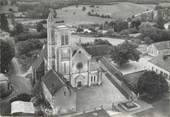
[47,8,55,23]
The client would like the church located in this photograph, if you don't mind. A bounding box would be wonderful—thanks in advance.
[31,9,135,115]
[46,10,103,88]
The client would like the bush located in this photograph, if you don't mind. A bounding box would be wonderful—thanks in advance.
[114,19,129,32]
[0,40,15,73]
[17,39,43,56]
[120,28,138,35]
[15,31,47,42]
[137,71,169,102]
[82,6,86,11]
[139,23,170,43]
[10,93,32,103]
[0,87,12,99]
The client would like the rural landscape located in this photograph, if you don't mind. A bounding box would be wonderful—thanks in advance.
[0,0,170,117]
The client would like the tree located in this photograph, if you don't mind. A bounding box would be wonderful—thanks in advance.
[36,23,44,32]
[13,23,24,35]
[110,41,140,66]
[76,27,84,33]
[0,40,15,73]
[0,14,9,31]
[82,6,86,11]
[156,14,165,29]
[139,23,170,43]
[114,19,128,32]
[93,39,111,45]
[130,19,141,29]
[143,36,153,45]
[137,71,168,101]
[17,39,43,56]
[120,28,138,35]
[10,93,31,102]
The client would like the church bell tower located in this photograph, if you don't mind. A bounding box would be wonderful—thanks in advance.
[47,9,72,81]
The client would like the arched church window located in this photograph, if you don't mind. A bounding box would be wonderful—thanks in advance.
[94,76,96,82]
[63,63,67,74]
[61,35,65,45]
[65,35,69,45]
[51,30,55,44]
[52,47,55,58]
[61,34,69,45]
[91,76,93,82]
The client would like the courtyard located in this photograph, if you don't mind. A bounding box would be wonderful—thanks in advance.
[76,74,127,112]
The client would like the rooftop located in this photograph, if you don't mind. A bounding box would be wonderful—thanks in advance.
[149,54,170,73]
[11,101,35,114]
[42,70,65,96]
[152,41,170,51]
[0,73,8,81]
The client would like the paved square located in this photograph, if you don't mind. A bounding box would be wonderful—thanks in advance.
[76,74,127,112]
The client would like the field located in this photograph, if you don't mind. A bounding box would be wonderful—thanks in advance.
[78,0,170,4]
[56,2,155,26]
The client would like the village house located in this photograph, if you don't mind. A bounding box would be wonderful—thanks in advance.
[11,101,35,116]
[164,22,170,30]
[147,41,170,57]
[145,54,170,84]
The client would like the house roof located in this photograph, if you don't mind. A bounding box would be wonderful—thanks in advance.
[124,71,145,88]
[72,45,92,59]
[0,73,8,81]
[149,54,170,73]
[11,101,35,114]
[42,70,65,96]
[152,41,170,51]
[72,109,110,117]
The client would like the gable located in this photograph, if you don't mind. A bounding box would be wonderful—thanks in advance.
[72,48,90,73]
[72,47,91,60]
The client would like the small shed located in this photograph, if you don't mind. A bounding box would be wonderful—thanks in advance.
[11,101,35,115]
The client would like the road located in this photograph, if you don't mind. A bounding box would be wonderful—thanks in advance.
[10,57,32,94]
[0,57,32,115]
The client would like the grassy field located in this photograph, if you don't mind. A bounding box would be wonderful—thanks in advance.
[78,0,170,4]
[56,2,155,26]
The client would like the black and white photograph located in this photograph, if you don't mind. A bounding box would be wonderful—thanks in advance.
[0,0,170,116]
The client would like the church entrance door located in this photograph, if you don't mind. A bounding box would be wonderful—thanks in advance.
[77,81,82,87]
[75,75,85,88]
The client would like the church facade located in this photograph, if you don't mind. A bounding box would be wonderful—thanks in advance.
[46,10,102,88]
